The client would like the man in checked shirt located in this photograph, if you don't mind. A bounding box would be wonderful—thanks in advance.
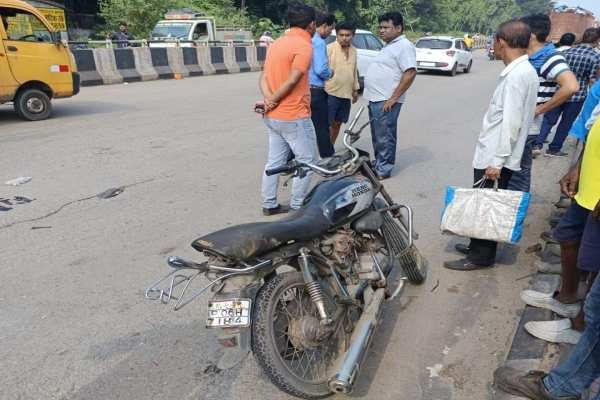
[534,28,600,157]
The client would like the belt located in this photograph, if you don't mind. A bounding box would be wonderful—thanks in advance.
[310,85,325,90]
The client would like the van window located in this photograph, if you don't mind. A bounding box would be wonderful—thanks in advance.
[0,8,52,42]
[192,22,208,40]
[416,39,452,50]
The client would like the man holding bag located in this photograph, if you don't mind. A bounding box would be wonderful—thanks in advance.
[444,20,539,271]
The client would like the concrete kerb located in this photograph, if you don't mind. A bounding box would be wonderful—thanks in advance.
[181,47,203,77]
[222,46,240,73]
[246,46,261,72]
[93,48,123,85]
[166,47,190,77]
[113,48,142,83]
[150,47,175,79]
[256,46,267,68]
[196,46,216,75]
[131,47,159,81]
[209,47,229,74]
[234,46,252,73]
[72,49,103,86]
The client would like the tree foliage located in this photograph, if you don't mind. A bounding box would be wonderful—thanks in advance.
[100,0,555,38]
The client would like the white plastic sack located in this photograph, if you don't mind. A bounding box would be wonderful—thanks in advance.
[441,186,530,244]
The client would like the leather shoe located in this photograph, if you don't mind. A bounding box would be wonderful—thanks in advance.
[455,243,470,255]
[443,258,493,271]
[262,204,290,216]
[376,173,391,181]
[494,366,577,400]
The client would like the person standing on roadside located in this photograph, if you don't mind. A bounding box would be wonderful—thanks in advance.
[494,118,600,400]
[534,28,600,157]
[259,4,318,216]
[444,20,539,271]
[309,13,336,158]
[507,14,579,193]
[326,21,360,145]
[363,12,417,180]
[110,22,134,48]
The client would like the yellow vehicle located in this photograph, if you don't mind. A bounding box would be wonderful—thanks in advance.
[0,0,79,121]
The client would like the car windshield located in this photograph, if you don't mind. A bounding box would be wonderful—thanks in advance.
[416,39,452,50]
[151,22,193,39]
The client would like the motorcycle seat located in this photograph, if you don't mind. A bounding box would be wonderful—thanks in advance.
[192,206,330,260]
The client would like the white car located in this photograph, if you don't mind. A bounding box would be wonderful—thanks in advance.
[415,36,473,76]
[326,29,383,88]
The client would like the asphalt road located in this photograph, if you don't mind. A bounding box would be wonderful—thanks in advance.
[0,51,566,400]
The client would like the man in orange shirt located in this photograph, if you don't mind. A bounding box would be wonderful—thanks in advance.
[259,4,318,216]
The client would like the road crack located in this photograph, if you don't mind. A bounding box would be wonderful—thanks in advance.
[0,178,155,230]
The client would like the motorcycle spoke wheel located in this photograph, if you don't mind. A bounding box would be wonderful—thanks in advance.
[252,272,348,399]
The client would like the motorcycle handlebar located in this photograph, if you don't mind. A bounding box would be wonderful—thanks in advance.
[265,165,294,176]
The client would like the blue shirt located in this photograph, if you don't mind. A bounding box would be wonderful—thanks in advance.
[570,80,600,141]
[309,33,332,87]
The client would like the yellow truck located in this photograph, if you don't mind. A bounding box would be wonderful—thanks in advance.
[0,0,79,121]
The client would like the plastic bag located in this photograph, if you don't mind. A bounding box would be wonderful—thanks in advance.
[441,183,530,244]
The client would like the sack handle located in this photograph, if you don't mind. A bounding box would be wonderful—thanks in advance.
[474,177,499,191]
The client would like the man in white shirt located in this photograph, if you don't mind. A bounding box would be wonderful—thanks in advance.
[445,20,540,271]
[363,11,417,180]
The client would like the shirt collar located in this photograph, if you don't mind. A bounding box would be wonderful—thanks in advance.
[500,54,529,77]
[386,34,405,46]
[288,27,312,42]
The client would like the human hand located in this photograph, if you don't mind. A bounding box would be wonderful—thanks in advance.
[559,166,580,198]
[264,96,278,112]
[484,167,501,181]
[383,98,397,112]
[352,91,359,104]
[534,105,543,117]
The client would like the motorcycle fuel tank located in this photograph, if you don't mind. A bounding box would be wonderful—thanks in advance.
[304,176,375,226]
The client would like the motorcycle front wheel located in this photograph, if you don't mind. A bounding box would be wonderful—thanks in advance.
[251,271,349,399]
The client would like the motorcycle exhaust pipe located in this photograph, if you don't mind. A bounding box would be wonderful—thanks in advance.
[328,288,386,394]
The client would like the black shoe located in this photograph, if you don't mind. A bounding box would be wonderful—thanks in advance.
[455,243,470,255]
[540,230,558,245]
[545,150,568,158]
[443,258,493,271]
[376,173,391,181]
[494,366,577,400]
[262,204,290,216]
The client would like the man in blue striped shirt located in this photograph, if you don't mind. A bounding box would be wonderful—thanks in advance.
[309,13,336,158]
[507,14,579,193]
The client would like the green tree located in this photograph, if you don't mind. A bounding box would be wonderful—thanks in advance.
[516,0,555,15]
[100,0,251,38]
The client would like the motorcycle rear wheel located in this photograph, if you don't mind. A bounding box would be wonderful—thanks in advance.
[251,272,349,399]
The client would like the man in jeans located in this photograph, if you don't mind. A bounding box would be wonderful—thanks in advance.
[534,28,600,157]
[309,13,336,158]
[494,119,600,399]
[444,20,539,271]
[363,11,416,180]
[259,4,318,216]
[507,14,579,193]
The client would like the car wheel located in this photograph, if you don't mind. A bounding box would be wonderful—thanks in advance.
[464,60,472,73]
[14,88,52,121]
[449,63,457,77]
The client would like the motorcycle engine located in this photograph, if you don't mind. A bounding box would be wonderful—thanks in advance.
[319,229,356,268]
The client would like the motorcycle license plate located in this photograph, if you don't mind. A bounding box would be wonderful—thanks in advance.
[419,62,435,67]
[206,299,251,328]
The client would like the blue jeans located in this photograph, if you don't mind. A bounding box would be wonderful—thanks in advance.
[507,135,535,192]
[544,275,600,397]
[368,101,403,177]
[536,101,584,152]
[261,117,318,209]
